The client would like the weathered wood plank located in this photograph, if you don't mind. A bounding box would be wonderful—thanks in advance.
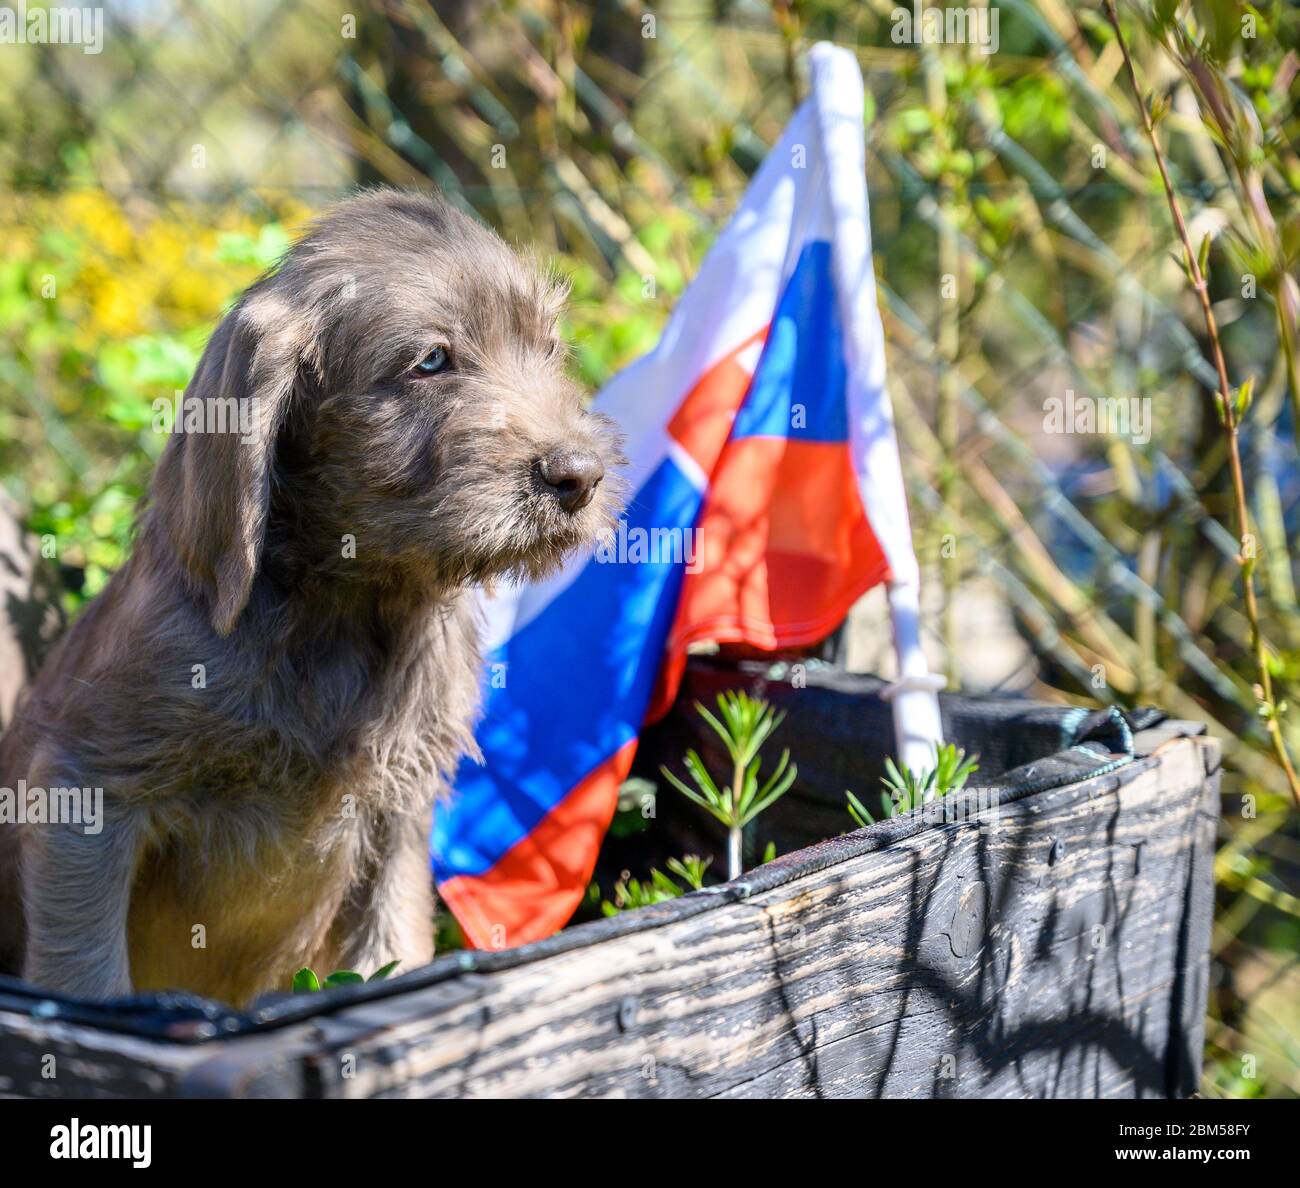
[208,732,1217,1098]
[0,729,1217,1099]
[0,1008,199,1098]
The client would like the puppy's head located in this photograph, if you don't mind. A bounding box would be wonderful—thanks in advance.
[153,189,625,634]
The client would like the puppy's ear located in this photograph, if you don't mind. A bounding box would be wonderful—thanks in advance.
[155,289,309,636]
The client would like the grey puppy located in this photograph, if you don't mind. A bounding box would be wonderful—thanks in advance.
[0,189,625,1006]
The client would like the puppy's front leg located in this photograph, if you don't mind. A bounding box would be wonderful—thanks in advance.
[330,806,435,977]
[21,802,143,1000]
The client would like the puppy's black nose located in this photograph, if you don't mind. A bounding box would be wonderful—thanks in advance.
[537,447,604,513]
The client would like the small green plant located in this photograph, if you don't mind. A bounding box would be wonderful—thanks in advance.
[659,691,797,879]
[435,911,467,953]
[845,788,882,830]
[291,960,400,993]
[608,776,656,838]
[599,855,711,916]
[846,743,979,827]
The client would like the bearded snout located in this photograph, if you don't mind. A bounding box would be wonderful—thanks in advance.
[530,404,624,515]
[533,445,602,512]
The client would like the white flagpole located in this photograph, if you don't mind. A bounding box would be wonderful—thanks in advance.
[810,42,946,777]
[881,579,947,775]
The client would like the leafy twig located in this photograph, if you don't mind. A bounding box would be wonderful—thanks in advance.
[847,743,979,826]
[660,691,797,878]
[599,855,712,916]
[291,961,399,992]
[1105,0,1300,809]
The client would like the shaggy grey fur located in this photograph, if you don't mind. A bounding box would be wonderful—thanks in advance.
[0,189,624,1006]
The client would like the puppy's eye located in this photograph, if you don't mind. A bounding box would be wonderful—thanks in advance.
[413,346,452,377]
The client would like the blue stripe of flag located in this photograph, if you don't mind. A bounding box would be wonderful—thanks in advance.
[730,242,847,443]
[432,458,702,881]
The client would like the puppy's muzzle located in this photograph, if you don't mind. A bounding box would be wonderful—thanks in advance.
[536,447,604,513]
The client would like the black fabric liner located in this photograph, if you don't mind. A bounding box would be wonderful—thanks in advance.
[0,658,1164,1044]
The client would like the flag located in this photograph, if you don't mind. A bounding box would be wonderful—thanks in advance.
[432,43,942,950]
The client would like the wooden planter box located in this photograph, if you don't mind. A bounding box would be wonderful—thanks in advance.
[0,666,1218,1099]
